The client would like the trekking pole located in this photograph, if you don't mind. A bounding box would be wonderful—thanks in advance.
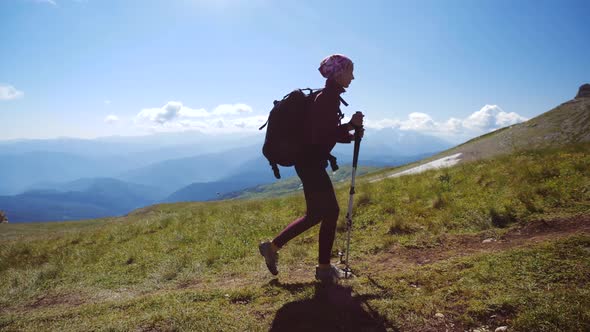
[339,125,362,278]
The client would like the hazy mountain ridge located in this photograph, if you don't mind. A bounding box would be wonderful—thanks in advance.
[163,156,298,202]
[162,130,447,204]
[0,178,161,223]
[332,128,453,160]
[120,144,264,196]
[0,127,452,222]
[0,134,264,195]
[0,151,118,195]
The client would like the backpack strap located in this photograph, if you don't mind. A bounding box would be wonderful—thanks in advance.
[339,96,349,107]
[259,100,278,130]
[337,96,348,120]
[271,162,281,179]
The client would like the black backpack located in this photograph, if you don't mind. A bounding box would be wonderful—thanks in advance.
[259,88,348,179]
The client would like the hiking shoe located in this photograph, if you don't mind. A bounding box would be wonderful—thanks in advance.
[259,241,279,275]
[315,264,346,284]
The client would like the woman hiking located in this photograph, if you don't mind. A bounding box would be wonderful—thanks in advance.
[259,54,364,283]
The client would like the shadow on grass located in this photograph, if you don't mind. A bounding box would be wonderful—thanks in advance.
[269,279,396,332]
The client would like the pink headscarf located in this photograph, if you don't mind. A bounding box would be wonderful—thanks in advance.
[318,54,353,79]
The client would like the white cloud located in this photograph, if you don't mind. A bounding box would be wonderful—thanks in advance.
[463,105,498,131]
[177,120,209,130]
[463,105,527,131]
[212,103,253,116]
[441,118,463,134]
[0,84,24,100]
[495,110,528,127]
[400,112,437,131]
[364,118,401,129]
[134,101,264,134]
[104,100,111,105]
[178,106,209,118]
[133,100,527,139]
[135,101,209,125]
[365,104,528,139]
[231,115,268,129]
[104,115,119,124]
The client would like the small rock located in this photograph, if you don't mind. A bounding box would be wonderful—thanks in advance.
[435,312,445,319]
[495,327,508,332]
[472,326,491,332]
[482,238,496,244]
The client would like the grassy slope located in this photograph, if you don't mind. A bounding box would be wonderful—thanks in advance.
[0,143,589,331]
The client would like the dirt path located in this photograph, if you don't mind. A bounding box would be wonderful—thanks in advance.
[247,214,590,285]
[363,214,590,276]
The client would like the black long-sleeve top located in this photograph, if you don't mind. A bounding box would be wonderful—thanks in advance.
[299,79,353,165]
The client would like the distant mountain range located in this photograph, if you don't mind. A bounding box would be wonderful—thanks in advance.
[0,178,160,223]
[120,145,264,196]
[0,126,455,222]
[0,133,263,195]
[332,128,453,160]
[163,156,298,203]
[0,151,118,195]
[161,129,451,203]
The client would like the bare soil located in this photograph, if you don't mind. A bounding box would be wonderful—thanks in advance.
[365,214,590,274]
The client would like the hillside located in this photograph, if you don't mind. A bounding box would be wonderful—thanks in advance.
[1,143,588,331]
[439,88,590,162]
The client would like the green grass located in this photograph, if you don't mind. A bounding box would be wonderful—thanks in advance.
[1,143,589,331]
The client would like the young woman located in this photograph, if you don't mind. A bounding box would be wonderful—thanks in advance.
[259,54,364,283]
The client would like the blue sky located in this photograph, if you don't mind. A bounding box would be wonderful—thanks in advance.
[1,0,589,142]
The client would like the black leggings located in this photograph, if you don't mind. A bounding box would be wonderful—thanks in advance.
[272,162,340,264]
